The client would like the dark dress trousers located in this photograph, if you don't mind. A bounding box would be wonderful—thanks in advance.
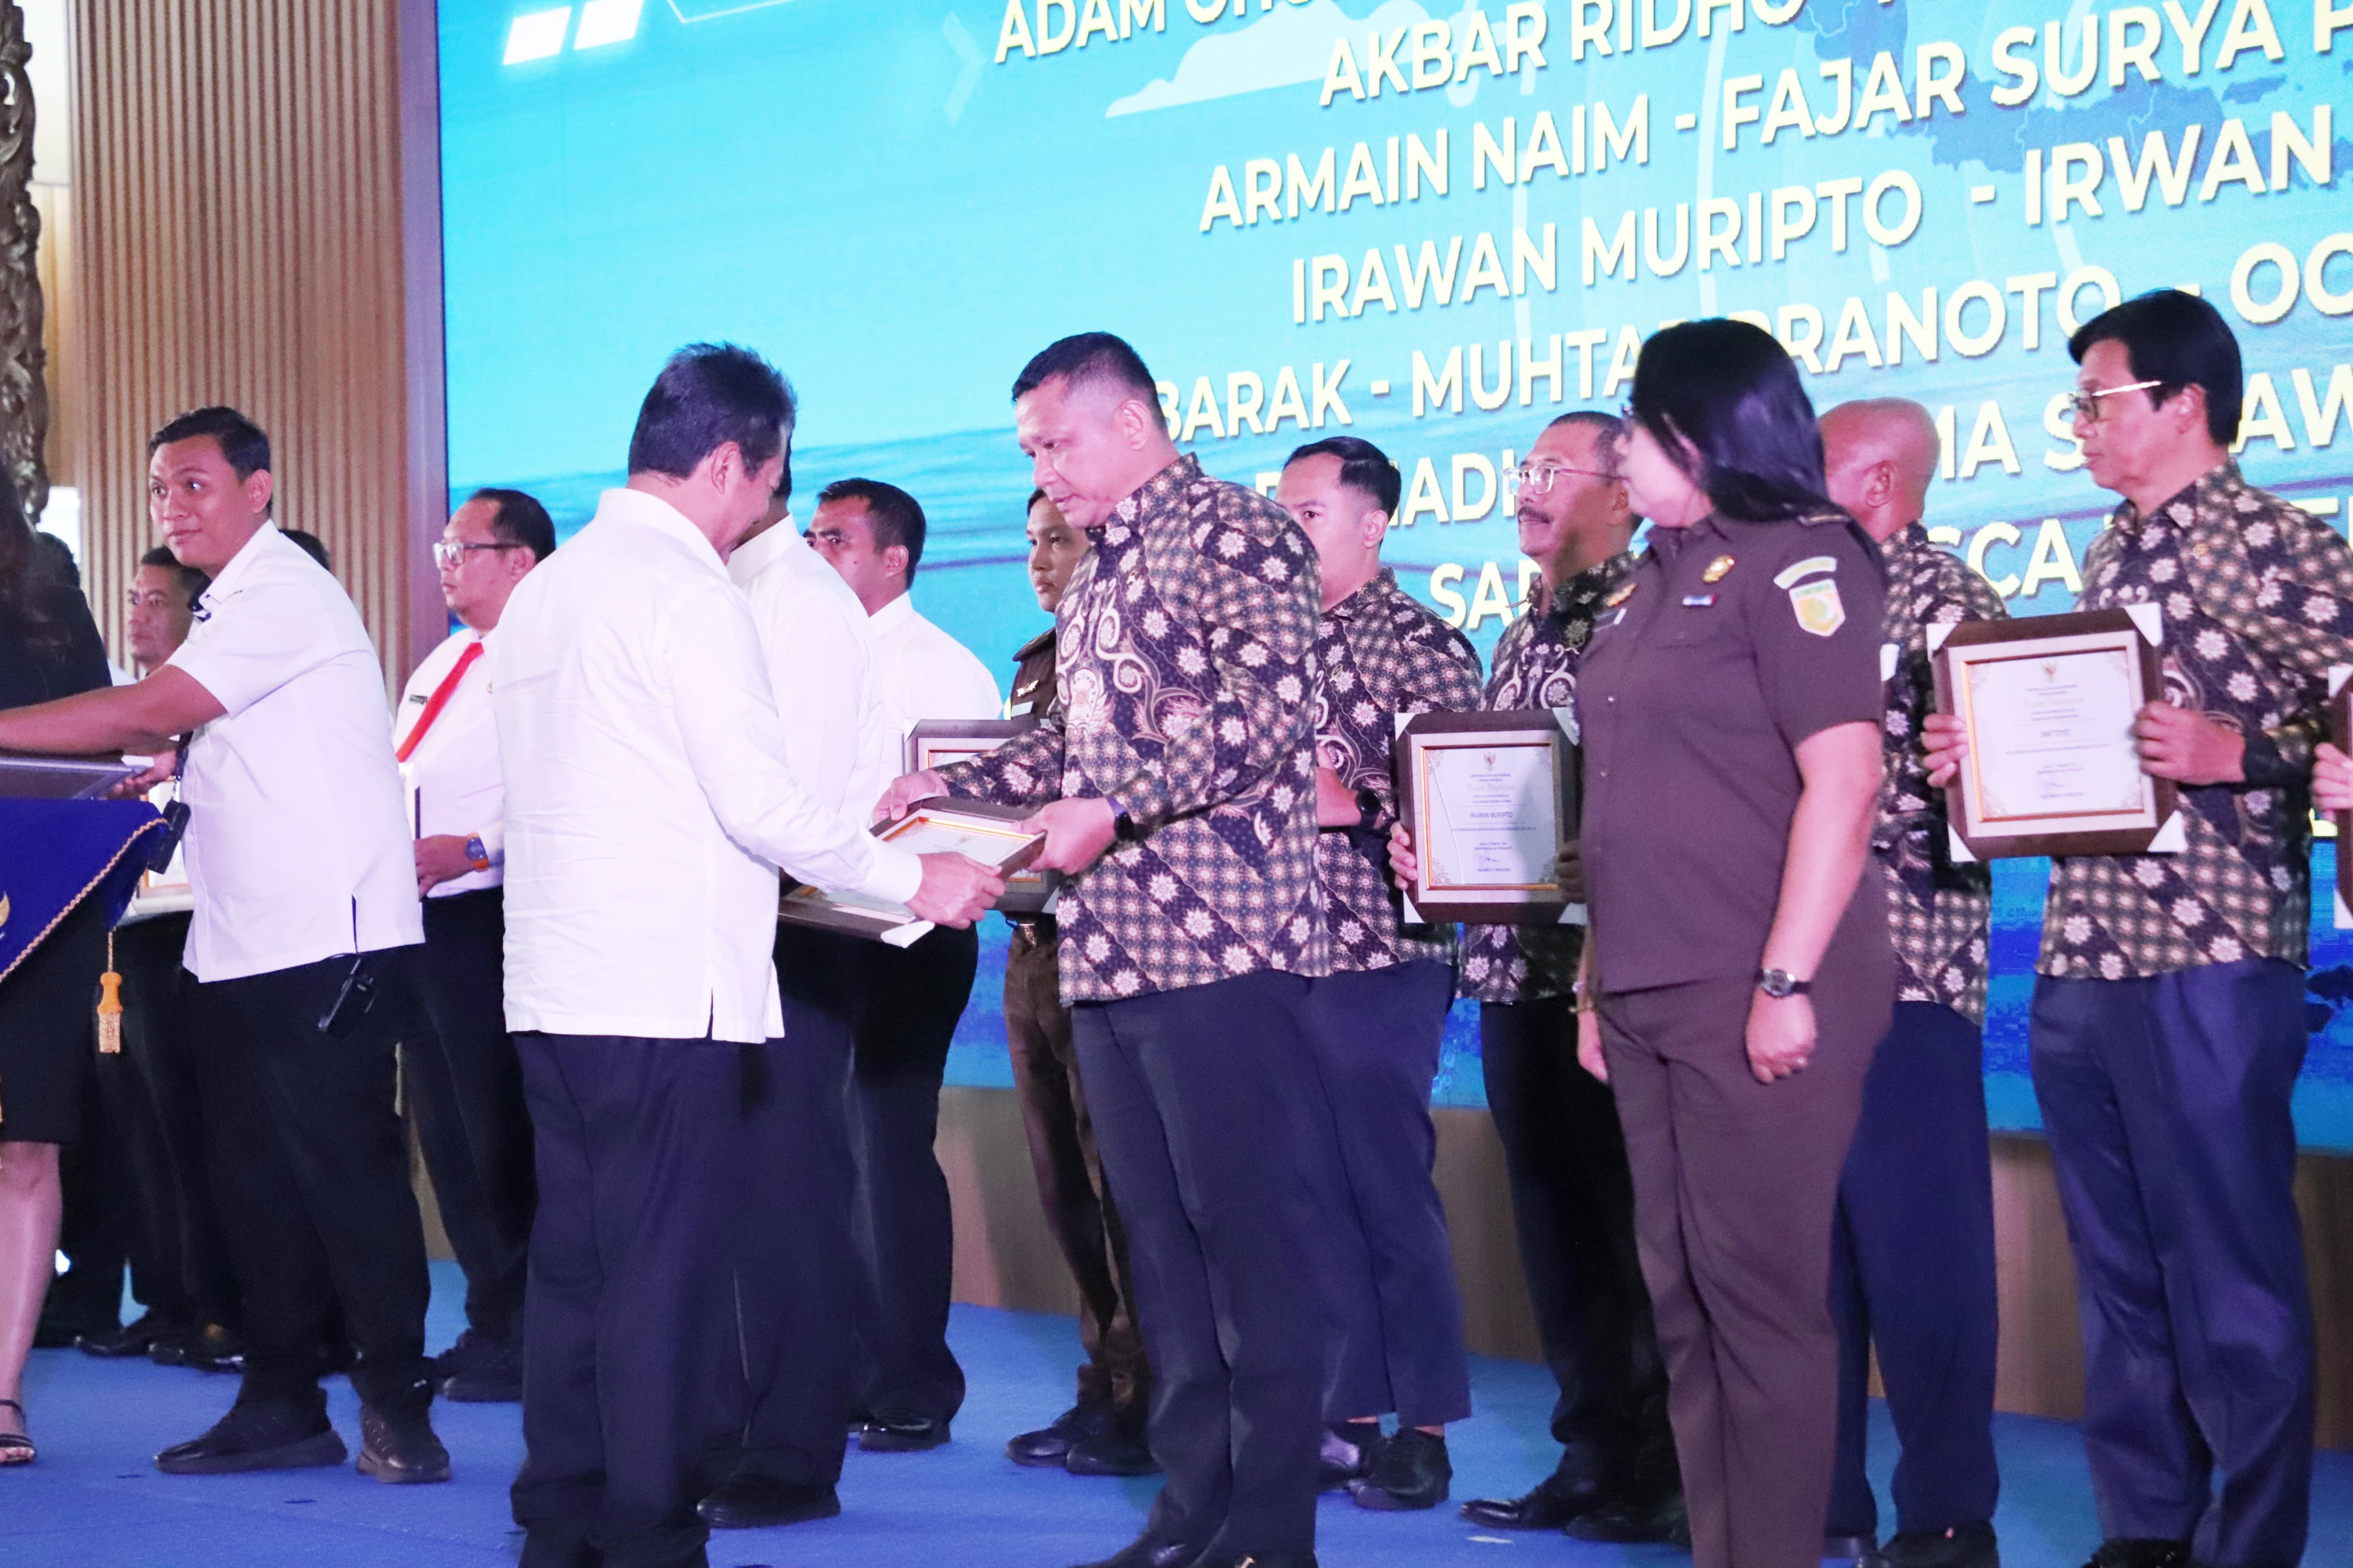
[1001,631,1148,1419]
[842,922,977,1426]
[407,885,535,1343]
[184,948,437,1415]
[1580,511,1895,1568]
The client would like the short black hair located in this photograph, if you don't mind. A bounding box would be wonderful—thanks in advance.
[1011,331,1157,405]
[818,477,928,582]
[138,543,210,603]
[627,343,794,480]
[468,486,557,562]
[149,406,272,484]
[1285,435,1401,517]
[2068,288,2243,446]
[1026,487,1049,512]
[1628,318,1830,524]
[1545,409,1627,474]
[281,528,332,572]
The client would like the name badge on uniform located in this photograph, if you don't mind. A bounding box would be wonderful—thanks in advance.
[1681,594,1716,607]
[1009,700,1035,716]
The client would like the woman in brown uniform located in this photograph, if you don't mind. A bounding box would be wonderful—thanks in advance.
[1572,319,1894,1568]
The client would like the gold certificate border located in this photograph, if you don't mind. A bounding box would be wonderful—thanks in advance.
[1953,630,2157,833]
[1413,735,1561,895]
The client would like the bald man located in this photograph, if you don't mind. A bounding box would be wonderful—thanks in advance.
[1817,400,2005,1568]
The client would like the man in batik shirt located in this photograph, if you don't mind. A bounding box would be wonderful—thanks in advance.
[880,334,1328,1568]
[1821,400,2006,1568]
[1448,412,1680,1545]
[1273,435,1483,1514]
[1929,291,2352,1568]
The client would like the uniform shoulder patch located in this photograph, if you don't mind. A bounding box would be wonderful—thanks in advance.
[1772,554,1839,590]
[1789,578,1846,637]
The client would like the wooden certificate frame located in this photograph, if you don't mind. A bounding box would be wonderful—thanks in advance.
[1391,708,1576,925]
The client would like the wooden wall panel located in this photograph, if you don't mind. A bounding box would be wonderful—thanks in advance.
[65,0,438,685]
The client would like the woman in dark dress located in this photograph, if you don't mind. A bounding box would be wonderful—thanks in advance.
[0,468,115,1466]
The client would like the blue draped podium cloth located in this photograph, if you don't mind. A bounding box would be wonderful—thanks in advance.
[0,799,169,983]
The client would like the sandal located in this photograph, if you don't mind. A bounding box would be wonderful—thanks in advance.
[0,1397,32,1465]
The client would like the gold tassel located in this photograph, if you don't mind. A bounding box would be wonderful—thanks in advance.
[97,931,123,1055]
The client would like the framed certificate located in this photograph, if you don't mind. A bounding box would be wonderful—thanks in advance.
[1392,709,1576,924]
[1933,608,2177,861]
[778,798,1045,947]
[0,751,145,799]
[903,718,1058,915]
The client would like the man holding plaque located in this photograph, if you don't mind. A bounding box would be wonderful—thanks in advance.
[880,332,1329,1568]
[1818,399,2005,1568]
[1927,291,2353,1568]
[1447,412,1682,1545]
[1274,435,1482,1512]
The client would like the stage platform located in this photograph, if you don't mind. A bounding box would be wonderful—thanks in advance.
[6,1263,2348,1567]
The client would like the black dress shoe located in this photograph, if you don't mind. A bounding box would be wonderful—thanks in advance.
[34,1315,111,1351]
[1565,1488,1688,1545]
[1009,1403,1109,1466]
[156,1401,347,1475]
[79,1312,180,1359]
[356,1405,451,1484]
[859,1411,950,1452]
[1065,1418,1159,1477]
[1195,1554,1318,1568]
[155,1321,245,1374]
[1070,1534,1200,1568]
[1826,1533,1881,1560]
[1459,1468,1605,1530]
[2084,1540,2190,1568]
[1350,1428,1450,1511]
[1869,1522,1999,1568]
[435,1329,523,1403]
[696,1473,842,1529]
[1316,1421,1381,1490]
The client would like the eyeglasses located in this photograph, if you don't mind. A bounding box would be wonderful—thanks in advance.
[1512,463,1617,494]
[2061,379,2166,428]
[432,539,524,568]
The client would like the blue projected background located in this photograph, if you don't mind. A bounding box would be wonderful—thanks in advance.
[437,0,2353,1147]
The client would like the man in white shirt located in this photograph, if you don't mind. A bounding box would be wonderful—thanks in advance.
[808,478,1001,1452]
[0,406,447,1483]
[489,345,1001,1568]
[397,486,555,1406]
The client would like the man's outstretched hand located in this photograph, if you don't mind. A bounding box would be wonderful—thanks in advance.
[907,852,1004,927]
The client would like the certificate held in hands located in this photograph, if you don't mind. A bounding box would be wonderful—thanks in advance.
[1393,709,1578,924]
[1933,607,2179,861]
[778,798,1044,947]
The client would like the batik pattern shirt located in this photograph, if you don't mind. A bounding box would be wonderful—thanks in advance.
[939,454,1328,1002]
[1314,569,1484,973]
[2042,462,2353,979]
[1456,552,1635,1005]
[1876,522,2003,1024]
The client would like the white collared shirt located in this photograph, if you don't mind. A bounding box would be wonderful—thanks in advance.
[491,487,924,1044]
[867,591,1003,742]
[165,521,423,981]
[729,518,894,822]
[395,627,503,897]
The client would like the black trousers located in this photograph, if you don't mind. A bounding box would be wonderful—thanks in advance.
[1302,960,1471,1428]
[183,948,434,1414]
[1073,971,1324,1561]
[1479,996,1674,1490]
[1005,918,1148,1416]
[2031,958,2313,1568]
[710,925,860,1491]
[1828,1001,2001,1540]
[514,1031,739,1568]
[407,888,535,1342]
[843,923,976,1424]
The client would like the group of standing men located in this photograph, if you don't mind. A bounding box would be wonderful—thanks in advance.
[0,286,2337,1568]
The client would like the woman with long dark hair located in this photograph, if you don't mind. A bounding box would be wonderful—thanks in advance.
[1570,319,1895,1567]
[0,465,114,1468]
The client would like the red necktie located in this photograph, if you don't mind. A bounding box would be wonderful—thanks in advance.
[396,640,484,763]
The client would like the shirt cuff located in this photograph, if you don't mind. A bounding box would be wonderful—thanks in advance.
[856,839,926,909]
[475,820,505,865]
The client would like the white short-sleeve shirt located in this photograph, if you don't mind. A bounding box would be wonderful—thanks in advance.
[395,627,503,897]
[165,522,423,982]
[868,591,1004,741]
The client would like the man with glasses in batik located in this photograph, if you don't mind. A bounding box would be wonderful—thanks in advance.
[1927,290,2352,1568]
[1449,412,1683,1546]
[397,487,558,1405]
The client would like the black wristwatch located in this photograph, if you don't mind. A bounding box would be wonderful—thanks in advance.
[1756,967,1812,1000]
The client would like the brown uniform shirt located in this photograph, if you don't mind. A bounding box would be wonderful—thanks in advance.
[1010,628,1057,722]
[1578,512,1889,994]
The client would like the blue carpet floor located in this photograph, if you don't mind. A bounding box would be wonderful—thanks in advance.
[5,1263,2348,1567]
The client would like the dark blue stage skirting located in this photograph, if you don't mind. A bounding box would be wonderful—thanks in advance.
[6,1263,2349,1567]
